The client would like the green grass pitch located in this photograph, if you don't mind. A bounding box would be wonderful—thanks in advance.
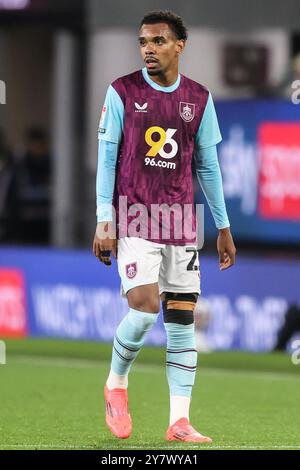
[1,339,300,450]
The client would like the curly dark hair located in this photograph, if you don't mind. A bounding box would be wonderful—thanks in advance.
[140,10,188,41]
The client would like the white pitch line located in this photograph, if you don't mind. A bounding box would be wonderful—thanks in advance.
[1,444,300,450]
[9,355,102,370]
[6,355,300,381]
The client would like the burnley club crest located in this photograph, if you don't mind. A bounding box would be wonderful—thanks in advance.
[179,102,195,122]
[126,262,137,279]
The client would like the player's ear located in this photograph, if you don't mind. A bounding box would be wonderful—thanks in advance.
[175,39,185,55]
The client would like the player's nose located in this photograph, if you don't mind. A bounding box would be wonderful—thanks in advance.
[144,42,156,54]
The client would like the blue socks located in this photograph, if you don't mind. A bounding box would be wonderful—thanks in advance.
[111,308,159,376]
[109,308,197,400]
[164,322,198,397]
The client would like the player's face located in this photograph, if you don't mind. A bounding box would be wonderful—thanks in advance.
[139,23,185,76]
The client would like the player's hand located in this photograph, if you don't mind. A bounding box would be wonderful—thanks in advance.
[93,222,117,266]
[217,227,236,271]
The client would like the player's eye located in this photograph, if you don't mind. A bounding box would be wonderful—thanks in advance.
[155,38,164,45]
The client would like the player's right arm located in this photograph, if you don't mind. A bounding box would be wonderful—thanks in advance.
[93,85,124,266]
[193,92,236,270]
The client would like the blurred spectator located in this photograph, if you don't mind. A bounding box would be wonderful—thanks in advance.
[14,128,52,244]
[0,129,15,240]
[273,304,300,351]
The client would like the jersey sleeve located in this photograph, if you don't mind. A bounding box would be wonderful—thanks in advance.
[195,92,222,149]
[98,85,124,144]
[194,144,230,229]
[96,140,118,222]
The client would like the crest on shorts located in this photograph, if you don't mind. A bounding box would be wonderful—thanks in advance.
[179,102,195,122]
[126,262,137,279]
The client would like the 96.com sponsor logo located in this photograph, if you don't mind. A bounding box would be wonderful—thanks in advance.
[144,126,178,170]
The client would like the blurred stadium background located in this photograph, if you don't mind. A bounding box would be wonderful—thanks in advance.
[0,0,300,450]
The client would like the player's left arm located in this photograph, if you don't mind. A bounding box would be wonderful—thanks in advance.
[194,93,236,270]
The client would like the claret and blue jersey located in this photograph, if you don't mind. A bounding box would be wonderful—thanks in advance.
[96,67,229,244]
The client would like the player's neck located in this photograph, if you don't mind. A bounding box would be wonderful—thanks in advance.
[146,67,179,88]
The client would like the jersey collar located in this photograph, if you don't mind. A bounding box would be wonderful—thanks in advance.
[142,67,181,92]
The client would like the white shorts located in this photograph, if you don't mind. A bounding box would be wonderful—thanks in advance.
[117,237,201,296]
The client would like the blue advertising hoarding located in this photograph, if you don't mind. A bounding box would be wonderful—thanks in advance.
[201,100,300,243]
[0,247,299,351]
